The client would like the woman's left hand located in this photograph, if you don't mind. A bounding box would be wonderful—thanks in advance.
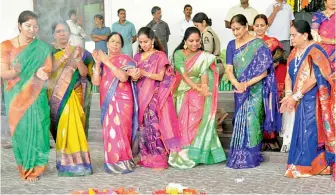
[98,50,109,64]
[286,95,297,110]
[199,84,211,97]
[35,67,49,81]
[73,45,82,60]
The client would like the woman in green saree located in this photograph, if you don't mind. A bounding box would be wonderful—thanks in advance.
[48,21,93,176]
[0,11,52,182]
[168,27,226,169]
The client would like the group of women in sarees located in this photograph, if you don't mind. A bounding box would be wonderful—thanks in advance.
[1,11,95,181]
[1,5,334,183]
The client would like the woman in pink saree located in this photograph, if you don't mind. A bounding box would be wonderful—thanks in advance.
[168,27,226,169]
[312,0,335,70]
[92,32,138,174]
[128,27,182,170]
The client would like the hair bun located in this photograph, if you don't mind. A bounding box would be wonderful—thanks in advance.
[208,18,212,26]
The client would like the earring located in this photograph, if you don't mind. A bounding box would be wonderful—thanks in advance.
[152,43,154,48]
[183,42,187,50]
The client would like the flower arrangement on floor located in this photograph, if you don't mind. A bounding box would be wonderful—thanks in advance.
[152,183,206,195]
[71,187,138,195]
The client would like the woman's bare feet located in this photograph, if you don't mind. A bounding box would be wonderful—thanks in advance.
[26,176,39,182]
[152,168,165,172]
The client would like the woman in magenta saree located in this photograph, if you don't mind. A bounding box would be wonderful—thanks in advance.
[92,32,138,174]
[282,21,335,180]
[129,27,181,169]
[312,0,335,70]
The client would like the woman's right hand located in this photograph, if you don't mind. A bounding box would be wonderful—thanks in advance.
[235,82,246,92]
[35,67,49,81]
[128,68,141,80]
[92,50,101,64]
[12,59,21,74]
[199,84,211,97]
[64,43,72,58]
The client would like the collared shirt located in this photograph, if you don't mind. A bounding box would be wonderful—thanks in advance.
[180,18,194,37]
[266,1,295,41]
[66,20,87,48]
[112,20,136,57]
[225,5,258,26]
[146,20,171,55]
[91,26,111,53]
[202,26,221,57]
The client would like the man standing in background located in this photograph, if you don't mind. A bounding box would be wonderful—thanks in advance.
[224,0,258,31]
[180,4,193,37]
[266,0,295,56]
[112,9,137,57]
[146,6,171,55]
[91,14,111,54]
[66,10,87,48]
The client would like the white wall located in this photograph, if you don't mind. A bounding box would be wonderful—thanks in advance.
[0,0,34,42]
[0,0,271,55]
[105,0,271,57]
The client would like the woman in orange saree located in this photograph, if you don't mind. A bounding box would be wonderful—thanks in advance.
[0,11,52,182]
[281,20,335,180]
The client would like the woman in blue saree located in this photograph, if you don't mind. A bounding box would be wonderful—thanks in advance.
[225,14,282,169]
[281,20,335,180]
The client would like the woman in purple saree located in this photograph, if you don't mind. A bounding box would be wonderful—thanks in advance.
[225,15,282,169]
[312,0,335,70]
[128,27,182,170]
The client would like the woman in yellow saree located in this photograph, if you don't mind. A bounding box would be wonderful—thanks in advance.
[48,21,93,176]
[0,11,52,182]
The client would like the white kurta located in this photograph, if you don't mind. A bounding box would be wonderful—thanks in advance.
[66,20,87,48]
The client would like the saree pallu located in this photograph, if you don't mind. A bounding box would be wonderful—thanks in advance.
[226,39,282,169]
[135,51,182,169]
[1,39,52,179]
[262,35,287,151]
[285,44,335,178]
[262,35,287,96]
[99,54,138,174]
[48,46,93,176]
[312,12,335,70]
[168,50,226,169]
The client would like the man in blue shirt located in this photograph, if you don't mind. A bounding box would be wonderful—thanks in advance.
[112,9,137,57]
[91,14,111,54]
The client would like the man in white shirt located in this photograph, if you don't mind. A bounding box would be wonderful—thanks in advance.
[66,10,87,48]
[225,0,258,31]
[180,4,194,37]
[266,0,295,56]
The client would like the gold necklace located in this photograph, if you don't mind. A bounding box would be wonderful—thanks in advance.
[17,36,33,52]
[141,49,155,62]
[57,44,65,51]
[324,9,335,18]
